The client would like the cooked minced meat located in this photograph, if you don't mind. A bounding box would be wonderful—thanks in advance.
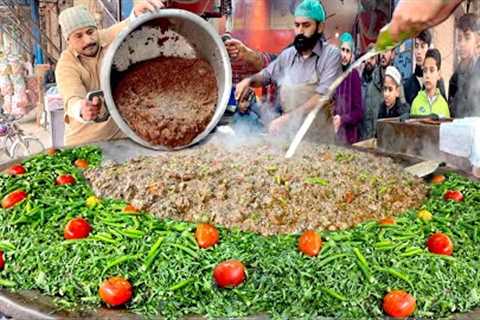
[113,56,218,148]
[84,143,428,235]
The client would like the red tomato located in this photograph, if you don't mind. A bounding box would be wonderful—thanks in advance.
[427,232,453,256]
[213,260,246,288]
[74,159,89,169]
[99,277,133,306]
[64,217,92,240]
[431,174,445,184]
[1,190,27,209]
[298,230,322,257]
[7,164,26,175]
[379,217,396,225]
[123,204,139,213]
[56,175,76,185]
[0,251,4,270]
[383,290,416,318]
[443,190,463,202]
[195,223,219,249]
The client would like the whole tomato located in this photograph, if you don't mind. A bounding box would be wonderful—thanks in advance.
[379,217,396,225]
[56,175,76,185]
[1,190,27,209]
[195,223,219,249]
[0,251,4,270]
[383,290,416,318]
[64,217,92,240]
[443,190,463,202]
[431,174,445,184]
[213,260,246,288]
[74,159,89,169]
[7,164,26,175]
[298,230,322,257]
[99,277,133,306]
[427,232,453,256]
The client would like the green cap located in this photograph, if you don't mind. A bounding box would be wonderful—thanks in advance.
[339,32,354,51]
[294,0,326,23]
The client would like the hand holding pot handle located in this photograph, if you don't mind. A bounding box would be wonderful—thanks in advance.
[133,0,165,17]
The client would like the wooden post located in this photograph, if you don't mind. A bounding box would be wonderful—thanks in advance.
[33,64,49,127]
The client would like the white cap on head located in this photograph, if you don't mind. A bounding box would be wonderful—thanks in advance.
[385,65,402,86]
[59,5,97,40]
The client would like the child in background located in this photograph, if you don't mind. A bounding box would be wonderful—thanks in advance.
[448,13,480,118]
[377,66,410,119]
[404,30,446,105]
[411,48,450,118]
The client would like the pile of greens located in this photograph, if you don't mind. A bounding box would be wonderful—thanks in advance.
[0,146,479,319]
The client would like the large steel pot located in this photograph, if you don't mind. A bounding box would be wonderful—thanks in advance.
[100,9,232,150]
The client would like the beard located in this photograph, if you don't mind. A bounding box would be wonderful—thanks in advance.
[363,62,375,79]
[380,54,392,67]
[365,61,375,72]
[293,33,320,54]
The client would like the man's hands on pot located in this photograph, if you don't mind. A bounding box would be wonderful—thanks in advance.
[225,38,265,71]
[225,38,251,62]
[80,96,101,121]
[133,0,165,16]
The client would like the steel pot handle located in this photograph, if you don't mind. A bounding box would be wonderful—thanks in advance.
[86,90,110,123]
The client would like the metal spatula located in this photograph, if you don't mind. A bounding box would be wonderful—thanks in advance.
[404,160,446,178]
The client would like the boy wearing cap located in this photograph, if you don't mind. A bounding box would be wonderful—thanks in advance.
[448,13,480,118]
[235,0,341,137]
[378,66,410,119]
[56,0,164,146]
[411,49,450,118]
[359,47,395,140]
[333,32,364,145]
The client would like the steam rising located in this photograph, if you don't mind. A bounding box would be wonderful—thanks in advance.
[211,98,318,156]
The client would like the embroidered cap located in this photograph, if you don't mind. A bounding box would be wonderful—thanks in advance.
[385,65,402,86]
[59,6,97,40]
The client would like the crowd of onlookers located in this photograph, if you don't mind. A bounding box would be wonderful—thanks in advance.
[357,12,479,145]
[227,12,480,146]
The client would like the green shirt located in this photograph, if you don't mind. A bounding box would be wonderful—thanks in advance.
[411,89,450,118]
